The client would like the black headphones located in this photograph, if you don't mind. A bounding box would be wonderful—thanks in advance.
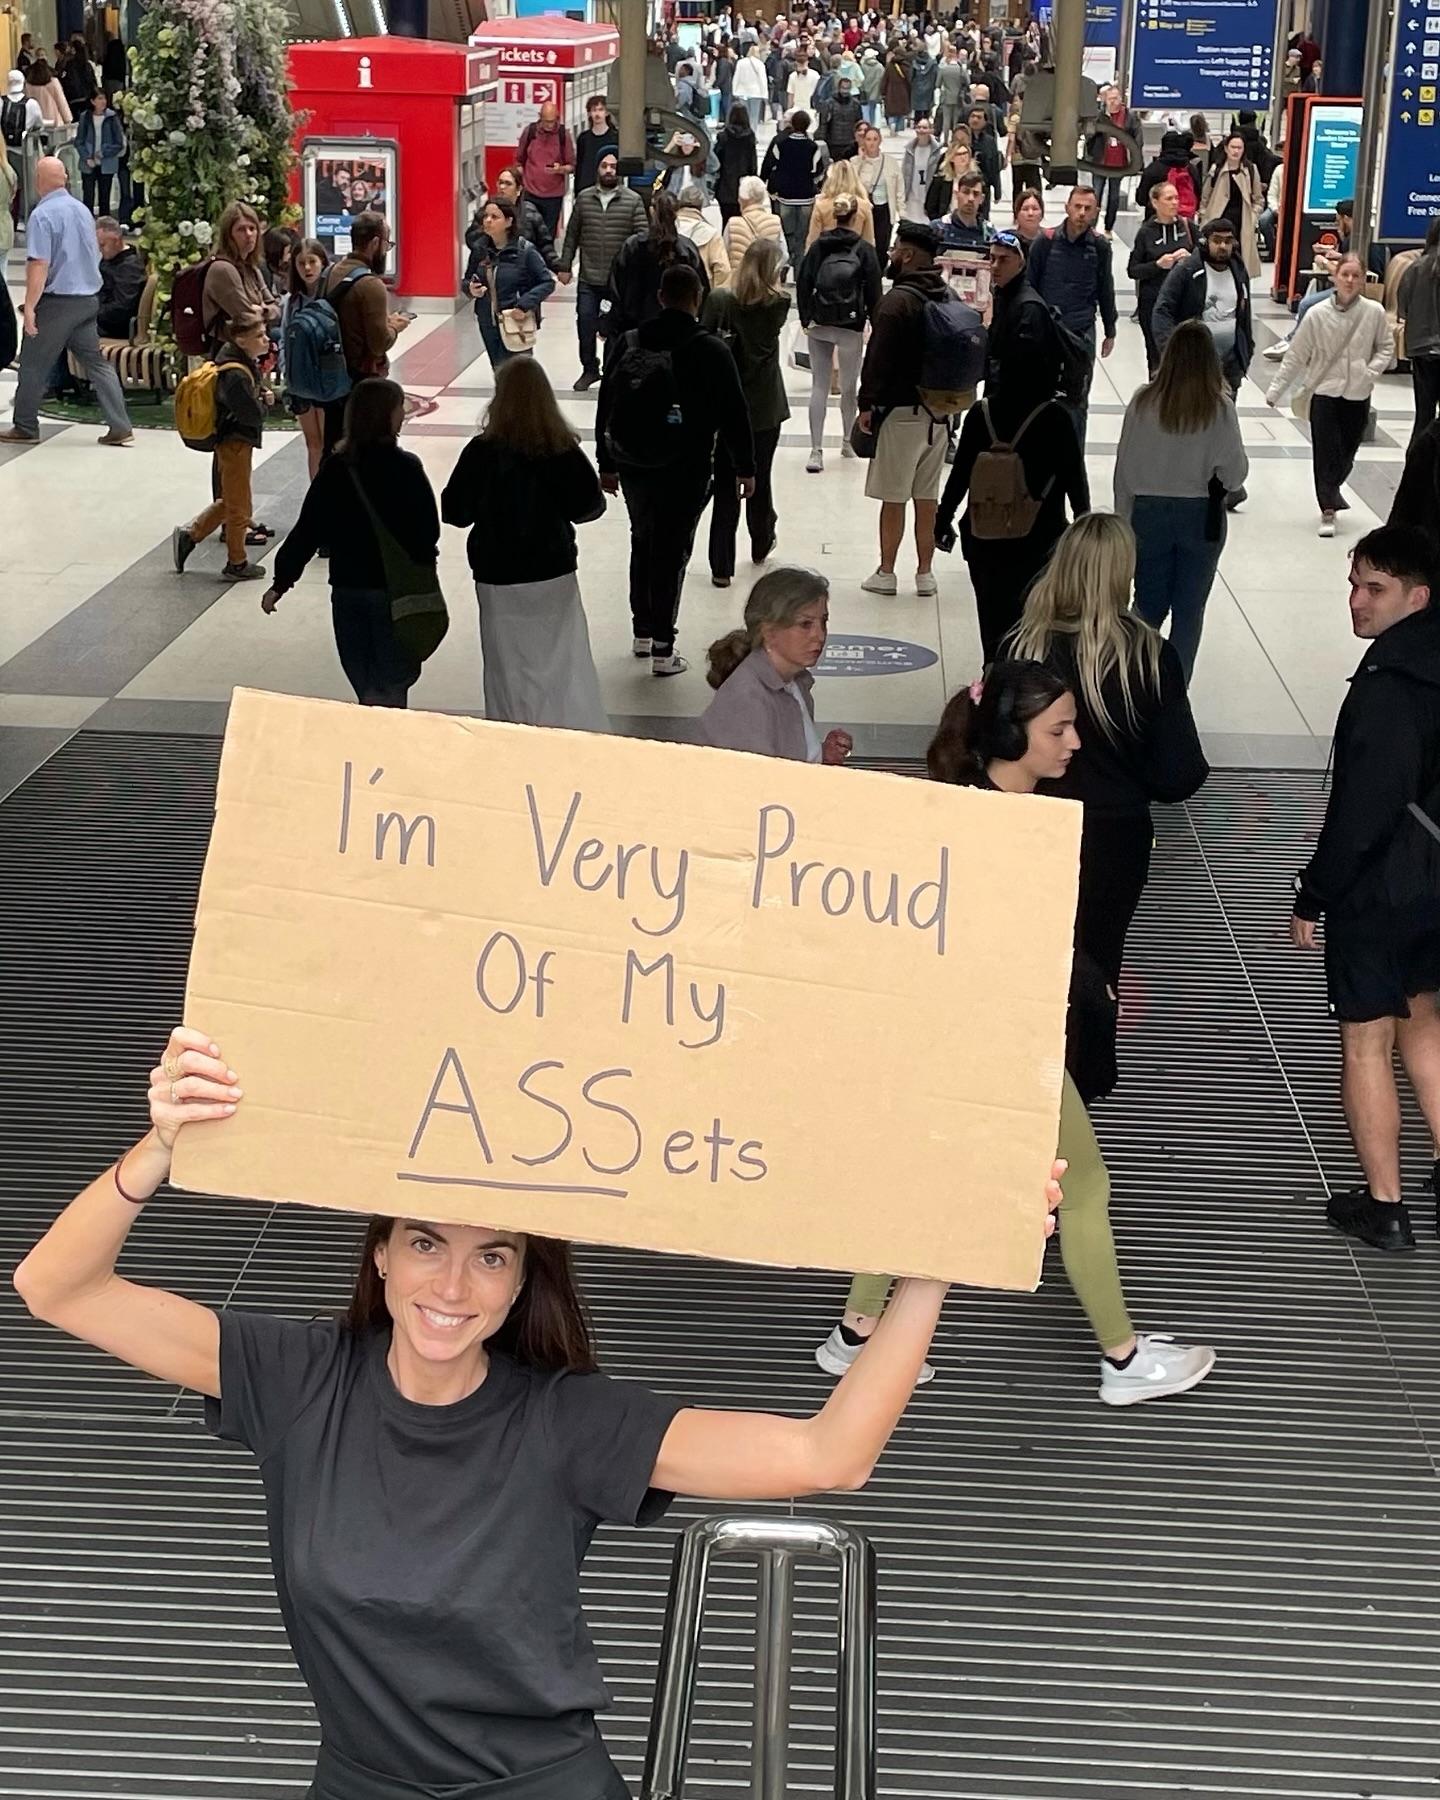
[987,678,1028,763]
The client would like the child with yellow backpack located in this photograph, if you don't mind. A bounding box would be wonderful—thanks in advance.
[172,311,272,582]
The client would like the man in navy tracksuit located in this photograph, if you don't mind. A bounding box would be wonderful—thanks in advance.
[1024,186,1118,450]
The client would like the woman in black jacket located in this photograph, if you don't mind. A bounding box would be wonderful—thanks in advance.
[1006,511,1209,1015]
[714,103,758,224]
[1127,181,1196,374]
[935,377,1090,661]
[487,165,561,271]
[603,191,706,340]
[441,358,609,732]
[263,379,441,709]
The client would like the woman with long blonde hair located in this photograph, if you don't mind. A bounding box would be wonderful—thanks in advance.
[805,153,876,246]
[1006,512,1207,1056]
[701,237,791,582]
[440,357,609,731]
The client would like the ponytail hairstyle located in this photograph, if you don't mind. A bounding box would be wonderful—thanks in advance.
[649,189,682,267]
[707,564,830,688]
[345,1218,599,1375]
[927,659,1070,784]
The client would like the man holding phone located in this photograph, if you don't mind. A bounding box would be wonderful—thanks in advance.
[517,102,576,240]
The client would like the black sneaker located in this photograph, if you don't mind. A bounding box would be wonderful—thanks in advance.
[1326,1187,1416,1253]
[221,560,267,582]
[172,525,195,573]
[573,368,600,392]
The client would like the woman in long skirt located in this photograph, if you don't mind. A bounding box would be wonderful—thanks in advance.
[441,360,609,731]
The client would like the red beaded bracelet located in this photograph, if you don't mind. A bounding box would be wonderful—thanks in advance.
[112,1158,147,1205]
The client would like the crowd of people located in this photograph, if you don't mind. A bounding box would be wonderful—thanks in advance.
[11,11,1440,1800]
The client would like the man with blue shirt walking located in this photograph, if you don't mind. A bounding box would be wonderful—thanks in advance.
[1,157,133,446]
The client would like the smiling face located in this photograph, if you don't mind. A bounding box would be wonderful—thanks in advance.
[377,1220,526,1371]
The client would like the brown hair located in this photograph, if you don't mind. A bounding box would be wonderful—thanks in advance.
[215,200,263,267]
[344,1218,599,1374]
[927,661,1070,784]
[337,376,405,459]
[480,357,580,458]
[1138,317,1226,434]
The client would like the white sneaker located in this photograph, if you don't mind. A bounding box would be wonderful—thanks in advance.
[840,440,857,458]
[815,1325,935,1385]
[860,568,898,595]
[652,652,689,677]
[1262,339,1289,360]
[915,571,938,597]
[632,636,652,658]
[1318,513,1336,538]
[1098,1333,1215,1407]
[806,447,824,473]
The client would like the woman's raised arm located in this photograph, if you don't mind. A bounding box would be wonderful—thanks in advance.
[12,1027,240,1399]
[651,1163,1065,1501]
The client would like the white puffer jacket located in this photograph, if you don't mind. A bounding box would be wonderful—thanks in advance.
[1268,293,1395,403]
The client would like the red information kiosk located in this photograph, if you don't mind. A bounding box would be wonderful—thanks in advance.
[287,37,499,302]
[467,17,620,192]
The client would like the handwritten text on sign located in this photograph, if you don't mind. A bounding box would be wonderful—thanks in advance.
[173,690,1081,1290]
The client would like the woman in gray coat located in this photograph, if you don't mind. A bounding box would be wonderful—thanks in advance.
[699,566,853,763]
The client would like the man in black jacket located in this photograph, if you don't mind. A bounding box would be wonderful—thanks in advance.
[1025,187,1117,449]
[984,229,1060,400]
[1152,219,1254,396]
[855,219,952,598]
[596,264,754,678]
[1291,527,1440,1252]
[818,78,864,161]
[94,218,146,339]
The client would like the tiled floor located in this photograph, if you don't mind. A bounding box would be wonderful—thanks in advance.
[0,183,1420,802]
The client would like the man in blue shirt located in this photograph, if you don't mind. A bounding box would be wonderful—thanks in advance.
[1,156,133,445]
[1024,185,1118,450]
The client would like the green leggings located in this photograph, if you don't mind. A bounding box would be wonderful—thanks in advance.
[843,1074,1134,1354]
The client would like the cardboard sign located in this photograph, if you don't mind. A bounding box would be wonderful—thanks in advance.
[173,689,1082,1290]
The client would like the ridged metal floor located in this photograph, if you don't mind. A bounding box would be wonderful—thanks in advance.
[4,733,1440,1800]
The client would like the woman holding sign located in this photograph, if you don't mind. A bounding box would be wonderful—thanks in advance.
[13,1041,1062,1800]
[816,661,1216,1409]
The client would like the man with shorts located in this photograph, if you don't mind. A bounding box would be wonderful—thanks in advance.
[856,220,951,597]
[1292,526,1440,1252]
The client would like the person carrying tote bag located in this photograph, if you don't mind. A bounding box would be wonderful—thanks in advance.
[263,379,444,708]
[1267,254,1394,537]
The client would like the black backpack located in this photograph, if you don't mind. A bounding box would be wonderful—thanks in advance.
[1046,304,1094,406]
[603,331,682,469]
[1,96,27,147]
[812,241,865,328]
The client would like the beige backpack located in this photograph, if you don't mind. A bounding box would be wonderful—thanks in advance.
[966,398,1051,540]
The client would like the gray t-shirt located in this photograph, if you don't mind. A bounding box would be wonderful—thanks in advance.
[206,1311,679,1784]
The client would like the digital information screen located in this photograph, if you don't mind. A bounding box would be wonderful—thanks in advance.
[1130,0,1279,109]
[1302,105,1362,213]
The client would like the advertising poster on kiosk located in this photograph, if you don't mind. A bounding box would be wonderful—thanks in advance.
[1303,104,1362,213]
[1130,0,1279,108]
[302,138,399,277]
[1377,0,1440,243]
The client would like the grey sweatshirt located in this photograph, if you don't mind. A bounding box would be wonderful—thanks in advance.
[1112,392,1249,518]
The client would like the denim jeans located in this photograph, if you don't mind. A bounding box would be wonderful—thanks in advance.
[1093,173,1123,229]
[475,305,516,371]
[745,96,764,129]
[777,198,814,270]
[575,280,605,377]
[1130,493,1224,683]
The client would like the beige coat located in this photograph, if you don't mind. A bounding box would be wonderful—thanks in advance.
[677,208,732,289]
[29,77,71,124]
[1199,163,1266,278]
[852,150,902,220]
[805,191,875,248]
[724,200,785,267]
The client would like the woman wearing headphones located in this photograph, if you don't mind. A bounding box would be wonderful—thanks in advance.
[14,1038,1062,1800]
[815,660,1216,1409]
